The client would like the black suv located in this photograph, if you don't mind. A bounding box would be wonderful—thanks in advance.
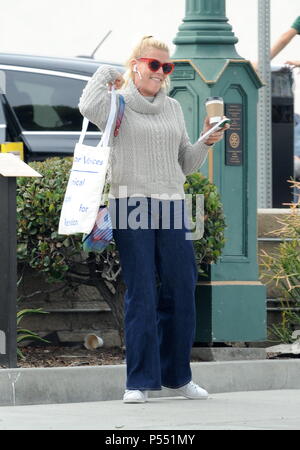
[0,53,123,162]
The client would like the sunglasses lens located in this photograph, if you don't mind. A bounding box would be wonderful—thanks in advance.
[163,63,174,74]
[149,60,161,72]
[139,58,174,74]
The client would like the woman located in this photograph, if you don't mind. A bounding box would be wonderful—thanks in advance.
[79,36,229,403]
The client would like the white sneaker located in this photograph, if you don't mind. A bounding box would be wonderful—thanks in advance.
[123,390,148,403]
[166,381,209,400]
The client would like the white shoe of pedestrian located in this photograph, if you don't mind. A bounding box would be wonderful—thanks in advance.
[166,381,209,400]
[123,390,148,403]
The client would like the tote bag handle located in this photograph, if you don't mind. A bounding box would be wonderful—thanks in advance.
[78,87,117,148]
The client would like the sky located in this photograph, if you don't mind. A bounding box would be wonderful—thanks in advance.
[1,0,300,108]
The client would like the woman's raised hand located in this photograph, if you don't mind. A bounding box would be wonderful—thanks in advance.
[108,75,125,91]
[285,60,300,68]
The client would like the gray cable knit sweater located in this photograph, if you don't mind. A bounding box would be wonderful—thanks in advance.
[78,65,210,199]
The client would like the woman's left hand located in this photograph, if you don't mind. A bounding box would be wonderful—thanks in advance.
[202,116,230,146]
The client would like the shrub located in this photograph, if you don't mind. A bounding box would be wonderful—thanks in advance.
[260,180,300,343]
[17,308,50,359]
[17,157,82,282]
[184,172,227,275]
[16,277,50,359]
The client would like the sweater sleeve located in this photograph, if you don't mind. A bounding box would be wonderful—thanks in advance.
[78,65,122,132]
[176,102,211,175]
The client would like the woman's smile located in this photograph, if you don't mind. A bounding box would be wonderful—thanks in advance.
[133,48,169,96]
[150,76,163,82]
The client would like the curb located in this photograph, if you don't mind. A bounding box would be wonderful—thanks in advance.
[1,360,300,407]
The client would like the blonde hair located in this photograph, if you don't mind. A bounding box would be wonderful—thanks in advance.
[123,36,171,91]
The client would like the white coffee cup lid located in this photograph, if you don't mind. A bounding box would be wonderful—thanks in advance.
[205,96,223,102]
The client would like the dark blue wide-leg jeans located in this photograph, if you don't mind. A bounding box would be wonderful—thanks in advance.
[110,197,198,390]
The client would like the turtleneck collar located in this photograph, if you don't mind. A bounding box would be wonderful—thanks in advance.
[121,79,166,115]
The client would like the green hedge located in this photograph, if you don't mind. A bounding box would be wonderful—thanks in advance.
[17,157,81,281]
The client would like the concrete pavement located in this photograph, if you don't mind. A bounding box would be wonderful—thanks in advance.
[1,360,300,430]
[0,390,299,430]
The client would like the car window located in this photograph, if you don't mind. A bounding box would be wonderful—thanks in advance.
[4,70,98,132]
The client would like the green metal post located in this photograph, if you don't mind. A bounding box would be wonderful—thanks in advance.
[171,0,267,343]
[0,177,17,368]
[173,0,239,59]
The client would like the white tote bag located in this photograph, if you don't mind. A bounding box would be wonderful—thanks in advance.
[58,88,117,235]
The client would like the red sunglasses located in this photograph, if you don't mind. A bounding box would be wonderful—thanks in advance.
[137,58,175,75]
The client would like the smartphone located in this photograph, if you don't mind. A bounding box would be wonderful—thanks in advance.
[218,118,231,128]
[198,117,231,143]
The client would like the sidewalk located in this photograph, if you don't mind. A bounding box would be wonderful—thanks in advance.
[1,360,300,430]
[0,390,299,430]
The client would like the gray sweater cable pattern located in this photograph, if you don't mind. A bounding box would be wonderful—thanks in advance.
[78,65,210,199]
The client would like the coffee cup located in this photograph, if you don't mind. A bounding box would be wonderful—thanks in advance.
[84,334,104,350]
[205,97,224,125]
